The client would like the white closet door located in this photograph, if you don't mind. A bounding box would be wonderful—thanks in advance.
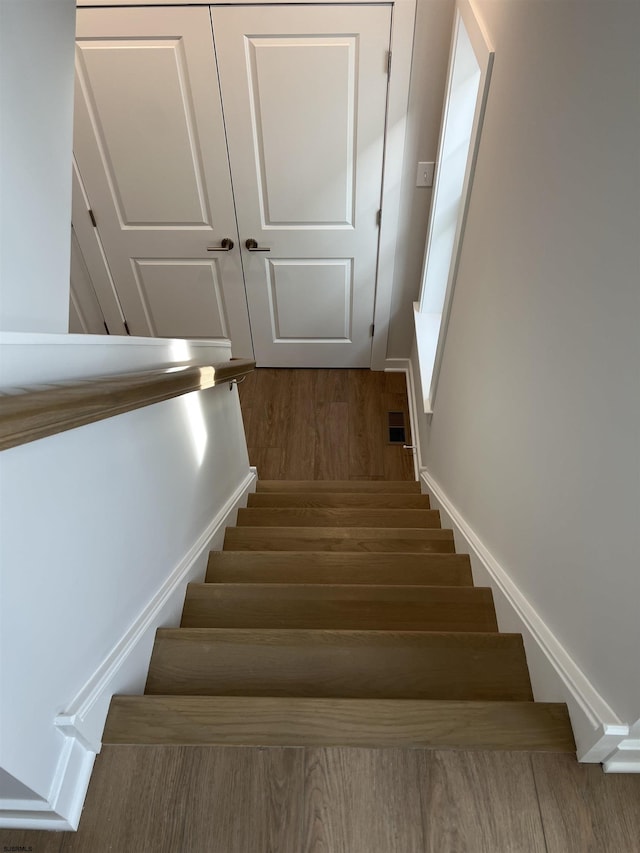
[212,5,392,367]
[71,158,128,336]
[74,6,253,356]
[69,227,108,334]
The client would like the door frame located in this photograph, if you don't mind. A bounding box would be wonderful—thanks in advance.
[76,0,417,370]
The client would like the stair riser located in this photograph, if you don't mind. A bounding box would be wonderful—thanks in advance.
[256,480,422,494]
[205,552,474,586]
[145,631,533,701]
[236,508,441,528]
[247,493,431,509]
[104,696,576,752]
[224,528,456,553]
[181,585,498,632]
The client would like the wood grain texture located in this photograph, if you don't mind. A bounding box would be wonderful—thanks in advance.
[8,746,636,850]
[315,368,349,404]
[281,368,317,480]
[532,753,640,852]
[145,628,533,700]
[0,830,62,853]
[256,479,421,493]
[347,369,387,479]
[223,526,456,553]
[14,745,637,851]
[419,751,549,853]
[303,748,426,853]
[59,745,193,852]
[104,696,575,752]
[181,583,498,631]
[236,506,441,528]
[56,745,303,853]
[247,491,431,508]
[238,369,416,481]
[179,747,303,853]
[205,551,474,585]
[246,446,286,480]
[0,358,255,451]
[314,400,350,480]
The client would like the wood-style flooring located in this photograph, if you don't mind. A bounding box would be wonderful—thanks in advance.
[237,368,415,480]
[2,749,639,852]
[3,368,639,852]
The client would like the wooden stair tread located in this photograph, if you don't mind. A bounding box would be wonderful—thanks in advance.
[206,551,474,585]
[236,507,441,528]
[256,480,421,493]
[181,583,498,632]
[103,696,576,752]
[145,628,533,701]
[248,492,431,509]
[224,526,455,553]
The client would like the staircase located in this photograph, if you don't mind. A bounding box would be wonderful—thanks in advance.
[104,480,575,752]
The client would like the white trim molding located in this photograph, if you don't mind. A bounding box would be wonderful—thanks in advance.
[414,0,494,406]
[602,719,640,773]
[0,741,96,831]
[419,466,637,769]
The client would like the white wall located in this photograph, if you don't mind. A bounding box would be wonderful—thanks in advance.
[0,0,75,333]
[0,770,41,802]
[411,0,640,758]
[0,336,255,827]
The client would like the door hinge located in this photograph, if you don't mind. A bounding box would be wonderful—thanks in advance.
[386,50,392,77]
[88,208,97,228]
[123,319,131,336]
[376,209,382,227]
[370,323,375,337]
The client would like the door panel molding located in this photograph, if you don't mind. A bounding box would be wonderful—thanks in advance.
[76,37,212,228]
[245,34,357,228]
[132,258,230,339]
[267,258,353,342]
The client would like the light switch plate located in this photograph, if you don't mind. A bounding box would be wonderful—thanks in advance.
[416,161,435,187]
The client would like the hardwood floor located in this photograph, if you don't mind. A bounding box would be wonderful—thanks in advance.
[2,749,639,852]
[3,369,639,852]
[237,368,415,480]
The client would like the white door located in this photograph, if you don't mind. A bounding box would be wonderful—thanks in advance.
[212,5,392,367]
[71,158,129,335]
[69,227,108,334]
[73,6,254,357]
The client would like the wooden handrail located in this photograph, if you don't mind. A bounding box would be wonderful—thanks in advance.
[0,358,255,451]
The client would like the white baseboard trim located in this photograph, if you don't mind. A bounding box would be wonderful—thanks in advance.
[419,466,635,770]
[0,740,95,831]
[603,735,640,773]
[0,468,257,831]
